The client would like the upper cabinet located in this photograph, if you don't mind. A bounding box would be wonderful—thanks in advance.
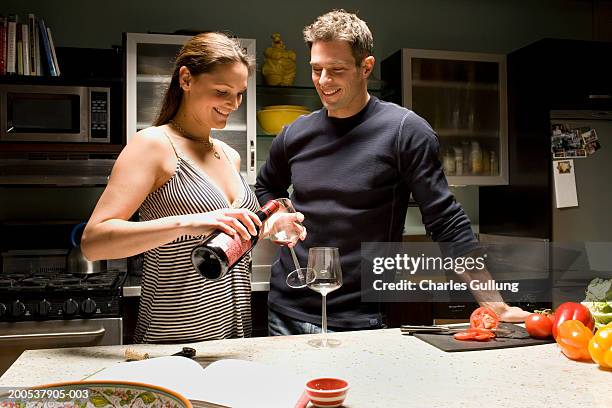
[124,33,257,184]
[382,49,508,185]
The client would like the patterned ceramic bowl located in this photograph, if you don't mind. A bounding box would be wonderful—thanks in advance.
[0,380,192,408]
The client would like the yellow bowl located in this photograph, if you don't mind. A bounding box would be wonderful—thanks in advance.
[257,108,310,135]
[261,105,309,111]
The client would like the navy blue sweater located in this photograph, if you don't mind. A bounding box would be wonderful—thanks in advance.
[255,96,476,328]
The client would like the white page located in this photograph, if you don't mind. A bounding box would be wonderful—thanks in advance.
[88,356,305,408]
[553,159,578,208]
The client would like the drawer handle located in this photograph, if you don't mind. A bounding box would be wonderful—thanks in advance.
[0,327,105,341]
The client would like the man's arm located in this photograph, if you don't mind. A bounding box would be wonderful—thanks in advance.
[397,111,475,245]
[254,128,292,205]
[397,112,529,321]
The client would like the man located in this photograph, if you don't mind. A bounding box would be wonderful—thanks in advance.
[255,9,529,335]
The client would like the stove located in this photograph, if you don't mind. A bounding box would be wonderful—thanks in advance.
[0,250,127,322]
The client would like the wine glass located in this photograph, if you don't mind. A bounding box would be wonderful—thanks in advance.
[265,198,307,287]
[306,247,343,348]
[268,198,303,247]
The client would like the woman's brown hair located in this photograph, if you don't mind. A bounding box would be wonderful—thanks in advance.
[154,32,255,126]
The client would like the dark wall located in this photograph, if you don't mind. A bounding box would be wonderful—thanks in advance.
[3,0,598,85]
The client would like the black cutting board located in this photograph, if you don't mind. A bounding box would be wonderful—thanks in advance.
[413,323,555,352]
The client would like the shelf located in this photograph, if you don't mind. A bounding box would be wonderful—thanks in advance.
[436,129,499,138]
[257,84,383,92]
[412,79,498,91]
[0,75,122,85]
[446,175,507,186]
[137,74,171,83]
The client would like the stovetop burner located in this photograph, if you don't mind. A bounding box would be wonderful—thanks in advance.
[0,269,127,322]
[0,250,128,322]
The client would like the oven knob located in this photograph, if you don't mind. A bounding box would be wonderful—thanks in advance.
[62,299,79,317]
[9,300,26,318]
[0,303,6,317]
[35,300,52,317]
[81,298,97,316]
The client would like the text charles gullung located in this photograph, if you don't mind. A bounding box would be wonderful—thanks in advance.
[372,278,520,293]
[370,254,520,293]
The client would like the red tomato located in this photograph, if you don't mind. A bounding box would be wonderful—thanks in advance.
[454,331,476,341]
[525,312,554,339]
[453,328,496,341]
[470,307,499,329]
[552,302,595,339]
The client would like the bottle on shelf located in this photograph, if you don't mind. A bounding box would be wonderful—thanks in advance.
[470,141,482,175]
[443,147,456,176]
[191,200,281,280]
[489,151,498,176]
[461,141,470,175]
[482,149,490,176]
[454,146,464,176]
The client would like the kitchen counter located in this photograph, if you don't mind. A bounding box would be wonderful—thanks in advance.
[1,329,609,407]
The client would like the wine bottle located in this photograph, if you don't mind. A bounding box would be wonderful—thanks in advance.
[191,200,281,280]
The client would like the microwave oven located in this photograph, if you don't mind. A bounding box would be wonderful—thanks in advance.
[0,84,111,143]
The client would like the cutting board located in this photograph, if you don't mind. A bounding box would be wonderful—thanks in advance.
[413,323,556,352]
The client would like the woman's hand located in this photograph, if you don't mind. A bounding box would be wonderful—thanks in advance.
[187,208,262,240]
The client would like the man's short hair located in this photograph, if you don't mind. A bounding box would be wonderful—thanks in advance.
[303,9,373,66]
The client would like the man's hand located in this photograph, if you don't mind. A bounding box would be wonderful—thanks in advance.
[483,302,531,322]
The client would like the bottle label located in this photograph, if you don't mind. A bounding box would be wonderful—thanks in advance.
[259,200,281,220]
[212,233,253,266]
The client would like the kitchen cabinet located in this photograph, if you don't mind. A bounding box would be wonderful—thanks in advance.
[382,49,508,186]
[255,85,322,172]
[124,33,257,184]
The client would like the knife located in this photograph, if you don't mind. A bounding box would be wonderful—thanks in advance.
[400,325,513,336]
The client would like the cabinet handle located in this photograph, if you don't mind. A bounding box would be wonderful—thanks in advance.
[249,140,255,172]
[588,94,611,99]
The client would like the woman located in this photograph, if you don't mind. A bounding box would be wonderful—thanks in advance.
[81,32,262,343]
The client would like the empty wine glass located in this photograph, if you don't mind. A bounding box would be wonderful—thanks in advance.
[306,247,343,348]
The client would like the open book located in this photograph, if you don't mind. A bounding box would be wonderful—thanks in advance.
[88,356,307,408]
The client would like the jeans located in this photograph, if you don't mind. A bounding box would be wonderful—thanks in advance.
[268,307,337,336]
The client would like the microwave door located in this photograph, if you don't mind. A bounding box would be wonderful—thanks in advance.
[1,85,88,142]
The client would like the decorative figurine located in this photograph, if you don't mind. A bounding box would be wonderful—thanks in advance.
[262,33,296,86]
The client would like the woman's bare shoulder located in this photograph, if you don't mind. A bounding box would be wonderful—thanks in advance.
[115,126,175,173]
[129,126,171,149]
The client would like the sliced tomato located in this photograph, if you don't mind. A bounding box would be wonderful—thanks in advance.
[453,327,496,341]
[470,307,500,329]
[473,332,494,341]
[453,331,476,341]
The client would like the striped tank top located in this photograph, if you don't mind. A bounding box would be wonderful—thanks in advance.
[133,131,258,343]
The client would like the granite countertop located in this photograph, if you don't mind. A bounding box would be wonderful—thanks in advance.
[1,329,610,407]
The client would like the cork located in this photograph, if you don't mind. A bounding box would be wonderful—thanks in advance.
[124,348,150,361]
